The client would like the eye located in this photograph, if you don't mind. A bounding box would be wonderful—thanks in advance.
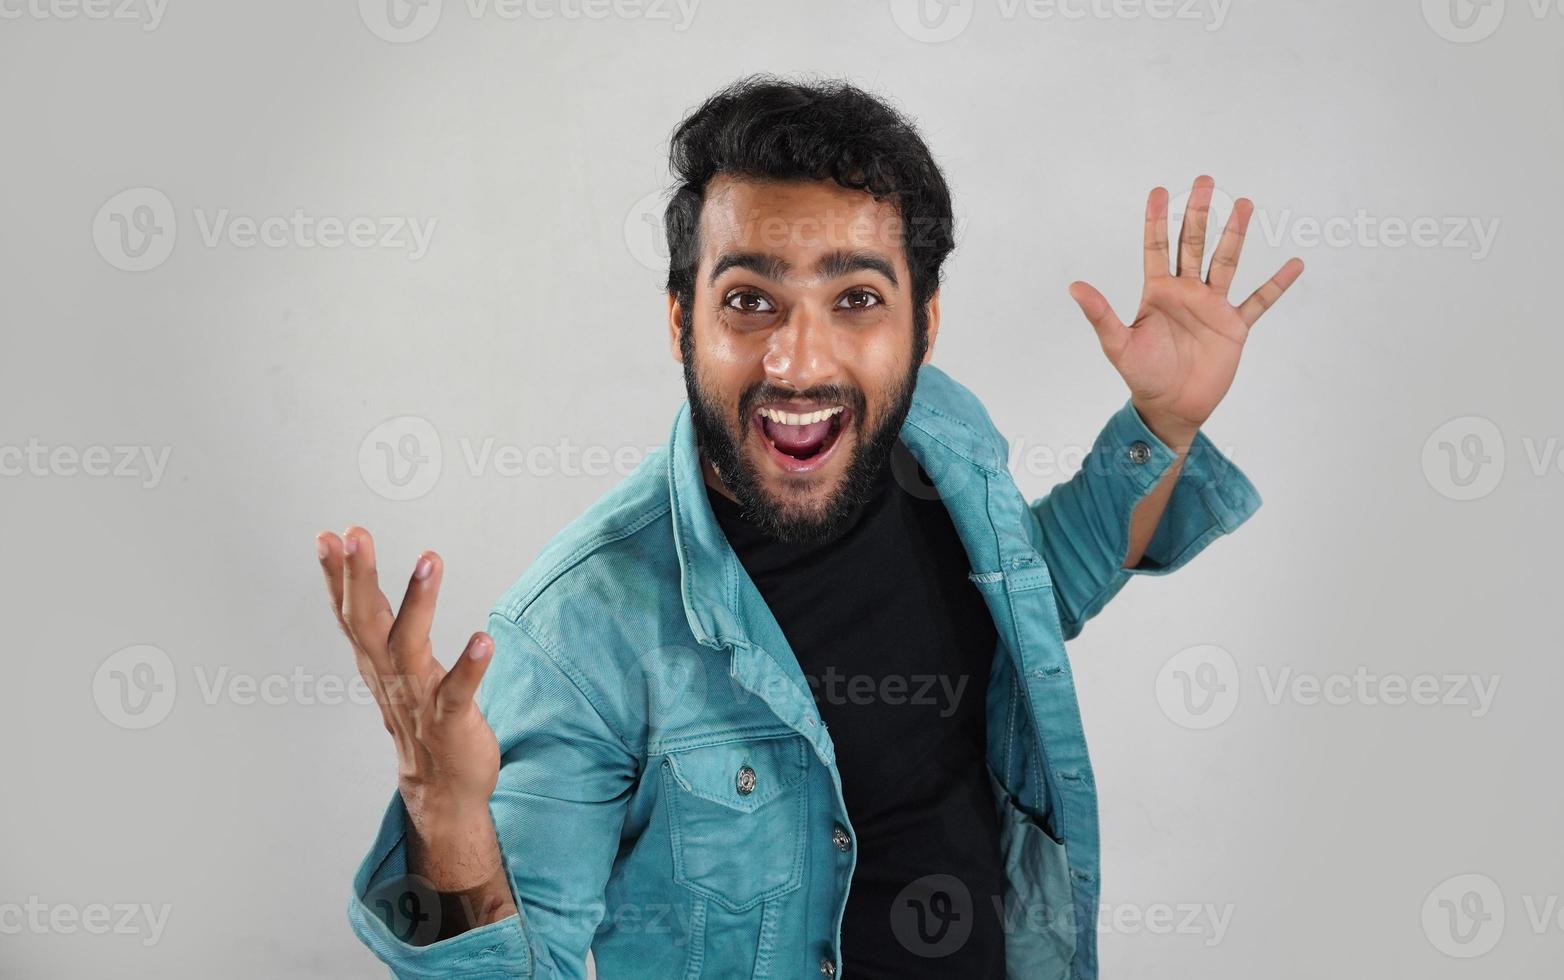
[724,289,776,315]
[838,289,883,312]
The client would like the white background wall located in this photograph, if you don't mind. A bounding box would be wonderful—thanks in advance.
[3,0,1560,976]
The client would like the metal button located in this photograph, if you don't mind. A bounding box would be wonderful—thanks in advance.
[819,956,836,977]
[831,825,851,852]
[1127,440,1152,465]
[735,765,756,796]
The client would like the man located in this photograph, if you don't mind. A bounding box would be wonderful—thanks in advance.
[320,75,1301,979]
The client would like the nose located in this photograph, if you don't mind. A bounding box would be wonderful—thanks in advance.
[761,303,839,392]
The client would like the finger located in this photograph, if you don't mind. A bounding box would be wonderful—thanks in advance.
[1177,175,1215,279]
[1143,186,1171,280]
[1206,197,1255,297]
[320,529,405,733]
[1237,257,1305,327]
[316,530,347,628]
[1068,280,1129,362]
[341,526,395,668]
[435,632,495,716]
[388,551,443,673]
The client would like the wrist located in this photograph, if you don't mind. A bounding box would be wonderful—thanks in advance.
[1130,400,1201,453]
[400,778,493,824]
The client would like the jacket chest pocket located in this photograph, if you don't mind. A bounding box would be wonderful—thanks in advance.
[661,733,810,912]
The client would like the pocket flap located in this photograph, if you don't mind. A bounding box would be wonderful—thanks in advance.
[665,734,809,813]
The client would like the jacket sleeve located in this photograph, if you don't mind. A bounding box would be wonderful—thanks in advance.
[347,611,637,979]
[1027,398,1262,641]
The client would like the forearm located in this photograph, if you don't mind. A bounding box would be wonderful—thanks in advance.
[405,799,519,943]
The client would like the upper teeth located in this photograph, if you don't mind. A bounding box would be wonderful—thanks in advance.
[758,405,844,426]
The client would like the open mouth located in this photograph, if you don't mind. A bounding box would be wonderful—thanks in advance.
[751,403,851,474]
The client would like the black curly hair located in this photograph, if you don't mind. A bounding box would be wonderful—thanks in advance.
[663,73,956,352]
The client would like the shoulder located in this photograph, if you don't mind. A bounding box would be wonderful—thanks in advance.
[490,445,677,626]
[480,444,689,750]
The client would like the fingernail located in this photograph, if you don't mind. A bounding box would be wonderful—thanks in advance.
[471,637,491,661]
[315,534,330,560]
[413,555,433,581]
[343,532,359,556]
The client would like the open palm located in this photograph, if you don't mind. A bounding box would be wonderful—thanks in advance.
[1068,176,1304,431]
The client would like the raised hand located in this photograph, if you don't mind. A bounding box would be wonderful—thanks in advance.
[1068,175,1304,434]
[317,526,514,926]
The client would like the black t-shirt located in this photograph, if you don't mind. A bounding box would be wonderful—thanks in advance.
[706,439,1006,979]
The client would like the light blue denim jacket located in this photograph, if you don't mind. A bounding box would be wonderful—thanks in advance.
[347,363,1261,979]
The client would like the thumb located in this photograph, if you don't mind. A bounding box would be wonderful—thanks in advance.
[1068,281,1128,361]
[436,631,496,715]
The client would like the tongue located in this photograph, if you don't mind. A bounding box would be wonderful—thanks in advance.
[763,416,833,456]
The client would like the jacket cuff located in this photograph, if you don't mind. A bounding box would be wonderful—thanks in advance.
[1102,398,1262,575]
[346,789,540,979]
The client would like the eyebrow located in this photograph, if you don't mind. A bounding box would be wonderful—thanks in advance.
[707,248,900,289]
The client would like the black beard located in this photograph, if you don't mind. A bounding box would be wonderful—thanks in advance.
[683,349,921,548]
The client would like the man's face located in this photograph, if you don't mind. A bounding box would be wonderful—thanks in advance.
[668,175,940,544]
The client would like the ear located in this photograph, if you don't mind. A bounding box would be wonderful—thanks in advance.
[921,289,941,363]
[667,292,684,364]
